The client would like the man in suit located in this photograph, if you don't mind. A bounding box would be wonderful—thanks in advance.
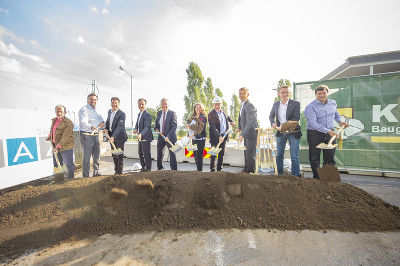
[208,96,235,172]
[154,98,178,170]
[105,97,128,175]
[237,87,259,173]
[269,85,302,177]
[133,98,153,171]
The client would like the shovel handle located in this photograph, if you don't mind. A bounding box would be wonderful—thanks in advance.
[327,125,345,145]
[156,130,174,147]
[216,129,231,149]
[104,132,118,150]
[53,151,63,171]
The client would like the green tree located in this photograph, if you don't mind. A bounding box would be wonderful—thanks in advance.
[274,78,292,101]
[229,94,241,139]
[183,62,205,124]
[203,77,215,114]
[146,107,158,128]
[215,88,228,112]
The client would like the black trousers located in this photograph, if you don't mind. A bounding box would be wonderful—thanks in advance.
[193,139,205,171]
[157,138,177,170]
[110,142,124,174]
[307,130,336,179]
[244,138,257,173]
[138,140,152,171]
[210,136,227,171]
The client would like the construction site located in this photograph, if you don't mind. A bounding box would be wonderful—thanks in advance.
[1,50,400,265]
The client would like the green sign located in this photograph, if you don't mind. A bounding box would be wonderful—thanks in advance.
[294,72,400,172]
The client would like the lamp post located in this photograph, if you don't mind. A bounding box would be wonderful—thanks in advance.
[119,66,134,139]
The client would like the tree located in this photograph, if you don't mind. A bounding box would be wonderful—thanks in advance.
[146,107,158,128]
[215,88,228,112]
[229,94,241,139]
[203,77,215,114]
[274,78,292,101]
[183,62,205,124]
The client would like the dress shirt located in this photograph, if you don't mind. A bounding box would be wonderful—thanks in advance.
[278,100,288,124]
[304,99,341,133]
[137,111,143,133]
[217,110,227,135]
[159,110,168,132]
[78,104,104,132]
[240,100,247,116]
[110,109,118,130]
[52,117,64,144]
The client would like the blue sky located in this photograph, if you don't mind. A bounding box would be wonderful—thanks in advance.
[1,0,399,127]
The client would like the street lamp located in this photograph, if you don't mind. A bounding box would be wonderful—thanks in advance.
[119,66,134,140]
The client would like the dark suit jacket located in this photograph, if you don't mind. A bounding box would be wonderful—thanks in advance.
[135,110,154,141]
[269,99,302,138]
[239,99,258,140]
[105,109,128,148]
[154,109,177,143]
[208,109,233,145]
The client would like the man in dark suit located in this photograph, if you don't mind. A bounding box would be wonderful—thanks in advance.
[133,98,153,171]
[154,98,178,170]
[208,96,235,172]
[237,87,259,173]
[105,97,128,175]
[269,85,302,177]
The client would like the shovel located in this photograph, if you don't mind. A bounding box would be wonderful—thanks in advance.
[186,134,198,151]
[316,125,345,149]
[267,130,278,175]
[155,130,182,153]
[53,151,66,182]
[104,132,123,156]
[208,129,231,156]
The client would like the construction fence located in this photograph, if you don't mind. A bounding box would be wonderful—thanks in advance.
[293,72,400,173]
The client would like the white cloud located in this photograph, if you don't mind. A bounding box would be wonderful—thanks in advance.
[90,6,98,13]
[77,36,85,44]
[0,56,21,73]
[0,40,51,69]
[30,39,48,52]
[105,0,111,6]
[0,8,9,14]
[44,18,61,32]
[102,8,109,15]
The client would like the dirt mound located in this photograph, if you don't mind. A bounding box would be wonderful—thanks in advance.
[1,171,400,259]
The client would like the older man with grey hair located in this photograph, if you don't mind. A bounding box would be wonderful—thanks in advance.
[237,87,258,173]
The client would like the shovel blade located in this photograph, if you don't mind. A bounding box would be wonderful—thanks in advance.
[111,148,123,156]
[169,145,182,153]
[316,142,338,149]
[317,165,341,182]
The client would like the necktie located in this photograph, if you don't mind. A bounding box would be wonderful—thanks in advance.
[162,112,166,134]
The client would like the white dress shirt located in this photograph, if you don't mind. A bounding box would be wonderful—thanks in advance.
[278,100,288,124]
[79,104,104,132]
[110,109,118,130]
[159,110,168,132]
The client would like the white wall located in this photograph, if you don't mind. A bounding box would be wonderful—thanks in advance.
[0,108,54,189]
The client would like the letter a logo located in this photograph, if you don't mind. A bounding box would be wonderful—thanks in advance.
[13,141,34,162]
[7,137,38,166]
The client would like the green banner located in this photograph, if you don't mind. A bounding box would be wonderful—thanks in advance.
[294,72,400,172]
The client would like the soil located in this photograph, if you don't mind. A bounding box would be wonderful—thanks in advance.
[1,171,400,260]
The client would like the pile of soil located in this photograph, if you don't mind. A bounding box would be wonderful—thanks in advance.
[1,171,400,259]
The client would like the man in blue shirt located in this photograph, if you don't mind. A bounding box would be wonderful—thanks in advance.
[304,85,348,179]
[79,93,105,177]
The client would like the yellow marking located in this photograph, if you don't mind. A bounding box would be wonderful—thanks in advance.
[185,151,193,157]
[337,108,353,118]
[371,136,400,143]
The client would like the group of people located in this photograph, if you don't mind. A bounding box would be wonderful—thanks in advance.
[269,84,348,179]
[48,84,347,180]
[133,87,259,174]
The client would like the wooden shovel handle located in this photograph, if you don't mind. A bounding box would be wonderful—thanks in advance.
[327,125,345,145]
